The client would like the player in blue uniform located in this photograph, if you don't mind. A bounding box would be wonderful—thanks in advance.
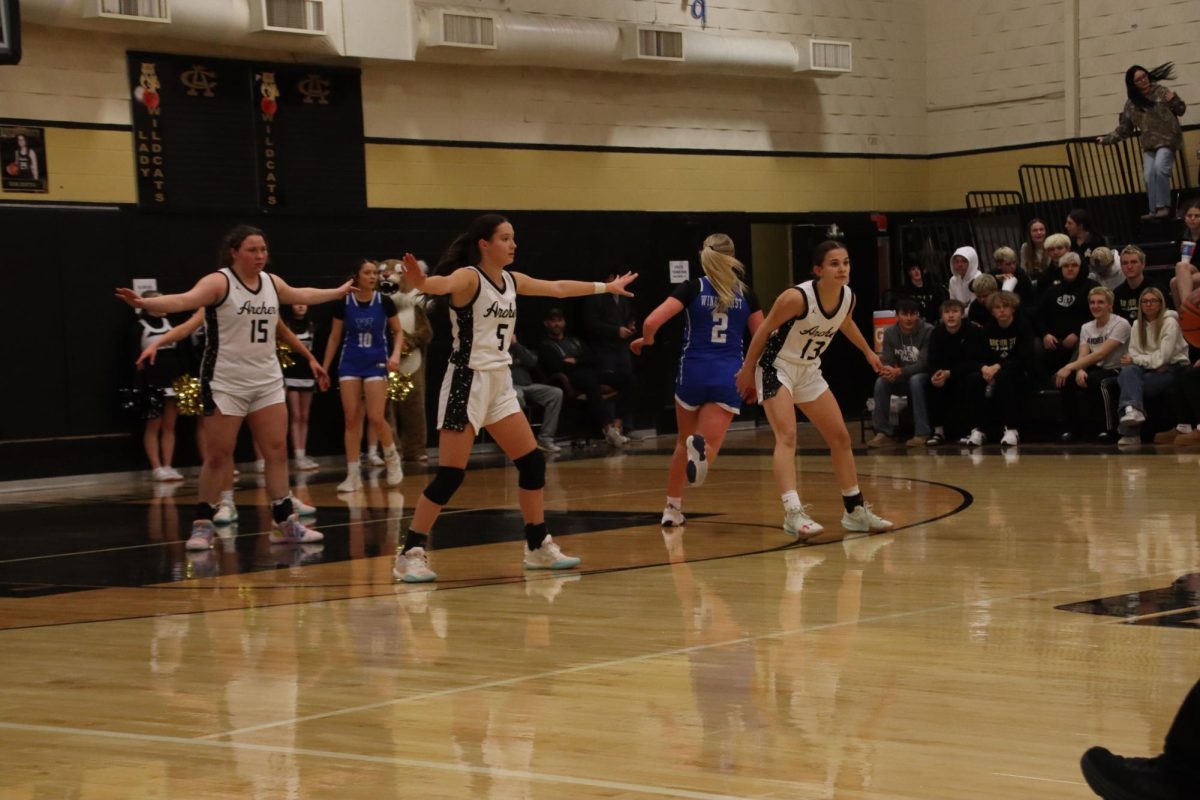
[631,233,764,527]
[323,259,405,492]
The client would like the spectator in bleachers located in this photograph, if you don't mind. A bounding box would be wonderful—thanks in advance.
[1115,287,1190,445]
[509,338,564,454]
[1097,63,1186,220]
[966,291,1035,448]
[1114,245,1171,323]
[867,298,932,448]
[1065,209,1104,262]
[1158,364,1200,446]
[584,269,639,437]
[1055,286,1132,442]
[1170,199,1200,309]
[1037,233,1073,293]
[925,299,987,446]
[1020,218,1052,283]
[966,273,998,328]
[899,262,947,325]
[1088,246,1123,291]
[1035,252,1097,380]
[540,307,632,447]
[947,246,981,307]
[993,246,1036,309]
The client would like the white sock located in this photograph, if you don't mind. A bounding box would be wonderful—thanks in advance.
[294,448,305,459]
[934,426,944,436]
[841,485,861,498]
[1179,424,1194,433]
[666,495,682,510]
[383,444,398,458]
[220,489,233,503]
[348,459,360,469]
[781,490,801,511]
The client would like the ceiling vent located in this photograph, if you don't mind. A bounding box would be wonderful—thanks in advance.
[85,0,170,23]
[623,27,684,62]
[432,11,496,49]
[797,39,851,74]
[250,0,325,35]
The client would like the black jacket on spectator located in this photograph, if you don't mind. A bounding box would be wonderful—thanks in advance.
[584,293,636,374]
[928,322,987,376]
[996,268,1036,310]
[539,335,592,375]
[899,281,949,325]
[982,316,1035,377]
[1035,274,1098,340]
[510,340,540,387]
[1113,274,1173,324]
[1071,232,1105,262]
[966,299,992,328]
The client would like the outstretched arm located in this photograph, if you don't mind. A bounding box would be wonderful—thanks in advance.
[136,309,204,368]
[399,255,477,301]
[512,271,637,299]
[274,275,355,306]
[630,297,684,355]
[116,273,226,315]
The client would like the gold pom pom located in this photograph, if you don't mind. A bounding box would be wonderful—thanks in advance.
[387,371,415,402]
[277,343,295,369]
[172,375,202,417]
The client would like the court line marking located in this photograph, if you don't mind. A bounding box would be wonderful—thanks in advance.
[195,567,1183,740]
[0,721,765,800]
[990,772,1086,786]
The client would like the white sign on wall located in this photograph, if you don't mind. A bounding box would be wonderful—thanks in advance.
[668,260,690,284]
[133,278,158,295]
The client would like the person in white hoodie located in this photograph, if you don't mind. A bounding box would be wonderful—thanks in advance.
[1115,286,1191,444]
[947,246,982,311]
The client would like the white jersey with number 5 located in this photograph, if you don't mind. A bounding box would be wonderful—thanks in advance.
[761,279,852,369]
[201,268,283,396]
[450,267,516,371]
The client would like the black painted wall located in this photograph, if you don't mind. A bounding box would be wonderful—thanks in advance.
[0,205,886,479]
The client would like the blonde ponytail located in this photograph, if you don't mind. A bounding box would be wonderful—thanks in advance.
[699,233,746,313]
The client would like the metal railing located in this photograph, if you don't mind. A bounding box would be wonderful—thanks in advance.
[965,190,1025,266]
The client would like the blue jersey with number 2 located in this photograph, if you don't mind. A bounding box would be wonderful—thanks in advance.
[673,277,758,411]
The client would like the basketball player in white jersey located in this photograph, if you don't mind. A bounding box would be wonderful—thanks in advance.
[736,241,893,538]
[117,225,352,550]
[391,214,637,583]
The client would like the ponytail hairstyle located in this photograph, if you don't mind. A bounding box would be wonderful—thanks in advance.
[698,233,746,313]
[218,225,266,269]
[1126,62,1176,110]
[433,214,509,277]
[1133,286,1167,352]
[812,239,848,268]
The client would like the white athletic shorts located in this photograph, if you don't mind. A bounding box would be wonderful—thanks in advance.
[210,383,287,417]
[756,359,829,405]
[437,365,521,432]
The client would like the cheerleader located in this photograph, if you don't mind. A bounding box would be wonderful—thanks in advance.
[132,293,184,481]
[282,304,320,470]
[392,214,637,583]
[735,241,893,538]
[138,309,328,525]
[630,233,764,527]
[321,259,405,492]
[117,225,350,550]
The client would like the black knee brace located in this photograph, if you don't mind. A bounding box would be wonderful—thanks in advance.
[423,466,465,506]
[513,449,545,491]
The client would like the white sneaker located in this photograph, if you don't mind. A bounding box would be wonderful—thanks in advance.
[385,454,404,486]
[604,426,625,447]
[393,546,437,583]
[783,505,824,538]
[1000,428,1019,447]
[269,514,324,544]
[841,503,894,532]
[162,466,184,481]
[366,450,385,467]
[293,455,320,471]
[1118,435,1141,446]
[213,500,239,525]
[536,437,562,453]
[1120,406,1146,425]
[152,466,173,482]
[289,493,316,517]
[337,471,363,493]
[661,503,686,527]
[524,535,582,570]
[186,519,217,550]
[685,433,708,486]
[967,428,986,447]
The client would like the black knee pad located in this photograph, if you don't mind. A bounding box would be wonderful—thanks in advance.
[423,466,465,506]
[513,449,545,491]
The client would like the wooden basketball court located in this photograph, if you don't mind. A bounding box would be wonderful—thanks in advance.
[1,427,1197,799]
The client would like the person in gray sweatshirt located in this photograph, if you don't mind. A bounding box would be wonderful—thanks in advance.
[867,298,933,447]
